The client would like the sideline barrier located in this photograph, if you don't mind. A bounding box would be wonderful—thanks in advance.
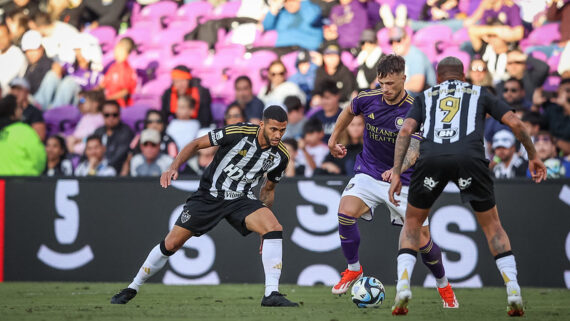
[1,177,569,288]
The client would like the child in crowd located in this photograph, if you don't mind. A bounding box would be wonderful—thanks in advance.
[66,90,105,155]
[166,95,201,151]
[296,117,330,177]
[100,37,137,107]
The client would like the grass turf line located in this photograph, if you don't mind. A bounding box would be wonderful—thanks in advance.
[0,283,568,321]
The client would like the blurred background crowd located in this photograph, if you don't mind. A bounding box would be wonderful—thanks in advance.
[0,0,569,179]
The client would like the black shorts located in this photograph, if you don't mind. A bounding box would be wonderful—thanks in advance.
[175,192,266,236]
[408,155,496,211]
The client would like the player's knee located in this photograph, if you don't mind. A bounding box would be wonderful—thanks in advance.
[163,237,183,253]
[419,226,430,242]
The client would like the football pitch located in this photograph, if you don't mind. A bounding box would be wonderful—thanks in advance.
[0,283,568,321]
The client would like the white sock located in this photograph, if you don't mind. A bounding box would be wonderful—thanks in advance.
[495,254,520,295]
[128,244,169,291]
[396,253,417,292]
[348,261,361,272]
[436,276,449,288]
[262,238,282,297]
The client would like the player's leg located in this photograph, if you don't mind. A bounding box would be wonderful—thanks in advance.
[473,203,523,316]
[244,207,298,307]
[110,226,192,304]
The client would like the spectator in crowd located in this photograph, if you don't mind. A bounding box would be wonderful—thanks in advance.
[21,30,55,107]
[311,80,342,143]
[0,94,45,176]
[67,89,105,155]
[82,0,128,30]
[466,57,493,87]
[322,21,339,43]
[258,60,306,106]
[356,29,383,91]
[5,9,30,47]
[262,0,323,51]
[525,0,570,58]
[532,131,570,178]
[166,95,201,152]
[282,95,306,140]
[491,130,528,178]
[316,114,364,176]
[496,48,549,101]
[161,65,213,127]
[44,135,73,176]
[183,128,217,176]
[296,117,329,176]
[9,77,45,141]
[231,75,264,124]
[100,37,137,108]
[93,100,134,172]
[288,49,317,106]
[0,0,39,22]
[47,0,84,29]
[0,24,27,97]
[29,11,79,64]
[312,0,339,18]
[74,134,117,176]
[313,42,357,104]
[470,0,525,42]
[389,27,436,93]
[540,78,570,154]
[330,0,367,50]
[359,0,381,30]
[130,128,173,177]
[406,0,465,32]
[379,3,408,29]
[501,78,531,110]
[223,103,246,126]
[281,137,304,177]
[518,110,542,160]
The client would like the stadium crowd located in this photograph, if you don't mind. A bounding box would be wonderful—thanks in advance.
[0,0,569,179]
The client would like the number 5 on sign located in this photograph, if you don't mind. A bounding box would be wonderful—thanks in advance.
[439,97,460,123]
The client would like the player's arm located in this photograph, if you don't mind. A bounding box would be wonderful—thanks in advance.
[262,148,289,208]
[328,101,356,158]
[501,111,547,183]
[382,136,421,182]
[259,179,277,208]
[160,134,212,188]
[389,118,419,206]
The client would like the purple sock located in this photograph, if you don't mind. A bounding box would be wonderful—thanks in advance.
[420,238,445,279]
[338,213,360,264]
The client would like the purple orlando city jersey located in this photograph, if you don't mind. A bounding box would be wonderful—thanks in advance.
[351,89,422,185]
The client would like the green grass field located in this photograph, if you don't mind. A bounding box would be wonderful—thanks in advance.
[0,283,568,321]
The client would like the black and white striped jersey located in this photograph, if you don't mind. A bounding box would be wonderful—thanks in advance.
[406,80,511,160]
[199,123,290,200]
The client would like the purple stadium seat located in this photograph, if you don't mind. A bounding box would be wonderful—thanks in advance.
[210,44,245,69]
[436,49,470,74]
[527,23,561,46]
[132,95,161,110]
[88,26,116,53]
[413,25,453,60]
[547,53,561,73]
[281,51,298,76]
[210,98,228,126]
[172,40,209,55]
[152,27,187,51]
[210,0,241,19]
[531,51,548,62]
[452,28,470,46]
[122,104,154,133]
[341,51,358,72]
[542,75,560,92]
[118,27,153,50]
[139,1,178,20]
[44,105,82,137]
[254,31,278,47]
[140,76,172,96]
[175,1,213,24]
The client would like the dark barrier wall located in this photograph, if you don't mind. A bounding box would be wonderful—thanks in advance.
[1,177,570,288]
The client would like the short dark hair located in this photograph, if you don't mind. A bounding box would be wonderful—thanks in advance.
[0,94,17,119]
[47,135,69,159]
[225,103,245,120]
[320,80,340,96]
[303,117,323,135]
[103,100,121,112]
[437,56,464,78]
[173,65,190,73]
[282,138,298,151]
[284,96,303,112]
[83,90,105,110]
[118,37,136,53]
[145,110,164,127]
[376,54,406,78]
[560,78,570,86]
[86,134,103,145]
[234,75,252,87]
[263,105,288,122]
[178,95,196,109]
[32,11,52,27]
[521,111,541,125]
[505,78,524,90]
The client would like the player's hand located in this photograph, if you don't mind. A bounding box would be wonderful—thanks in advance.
[388,174,402,206]
[160,168,179,188]
[382,168,393,182]
[328,139,347,158]
[528,158,547,183]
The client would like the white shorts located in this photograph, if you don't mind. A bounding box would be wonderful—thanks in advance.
[341,173,429,227]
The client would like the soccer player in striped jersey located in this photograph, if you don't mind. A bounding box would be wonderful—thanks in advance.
[389,57,547,316]
[328,54,458,308]
[111,106,298,307]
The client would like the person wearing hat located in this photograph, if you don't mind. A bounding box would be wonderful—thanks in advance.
[288,49,317,106]
[21,29,54,98]
[491,129,527,178]
[329,0,368,50]
[161,65,213,127]
[312,41,357,105]
[0,24,27,97]
[130,128,174,177]
[9,77,46,141]
[356,28,383,91]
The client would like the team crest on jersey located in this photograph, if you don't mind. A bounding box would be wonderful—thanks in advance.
[395,117,404,129]
[181,209,191,223]
[345,183,355,191]
[262,154,276,171]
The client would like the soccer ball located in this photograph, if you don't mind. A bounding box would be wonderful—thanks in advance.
[351,276,385,308]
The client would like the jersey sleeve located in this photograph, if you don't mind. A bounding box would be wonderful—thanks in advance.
[481,87,512,122]
[208,124,255,146]
[350,95,361,115]
[405,94,425,124]
[267,144,290,183]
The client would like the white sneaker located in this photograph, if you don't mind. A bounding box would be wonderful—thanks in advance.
[506,285,524,316]
[391,283,412,315]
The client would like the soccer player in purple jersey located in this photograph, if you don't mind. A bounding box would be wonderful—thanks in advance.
[328,54,458,308]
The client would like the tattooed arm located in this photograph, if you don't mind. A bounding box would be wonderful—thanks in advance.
[382,137,420,182]
[259,178,277,208]
[389,118,419,206]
